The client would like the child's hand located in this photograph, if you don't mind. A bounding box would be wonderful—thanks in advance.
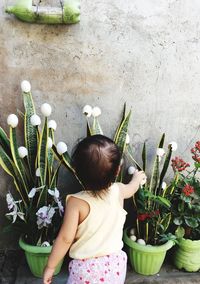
[132,170,147,186]
[43,266,55,284]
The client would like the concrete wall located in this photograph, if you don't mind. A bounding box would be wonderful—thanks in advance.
[1,0,200,248]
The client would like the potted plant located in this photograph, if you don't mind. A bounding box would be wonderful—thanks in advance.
[0,81,66,277]
[170,142,200,272]
[123,135,176,275]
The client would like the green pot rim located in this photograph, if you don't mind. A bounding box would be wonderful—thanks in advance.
[123,227,174,253]
[19,237,52,254]
[177,238,200,248]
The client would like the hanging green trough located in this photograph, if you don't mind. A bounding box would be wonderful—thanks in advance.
[5,0,80,24]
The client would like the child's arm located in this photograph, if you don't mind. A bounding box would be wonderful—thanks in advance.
[118,170,146,199]
[43,196,79,284]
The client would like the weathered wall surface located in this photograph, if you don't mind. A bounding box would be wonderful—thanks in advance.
[1,0,200,247]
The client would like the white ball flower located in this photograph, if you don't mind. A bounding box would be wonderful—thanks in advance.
[21,80,31,93]
[41,241,51,247]
[30,114,41,126]
[56,142,68,155]
[83,105,92,117]
[7,114,18,128]
[169,141,178,151]
[137,239,146,245]
[130,235,137,242]
[161,181,167,190]
[126,134,130,144]
[92,106,101,117]
[41,103,52,117]
[36,168,40,177]
[128,166,136,175]
[18,146,28,158]
[47,137,53,149]
[48,120,57,131]
[156,148,165,157]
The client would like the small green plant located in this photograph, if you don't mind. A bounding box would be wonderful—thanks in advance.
[170,142,200,240]
[0,81,65,246]
[130,135,177,245]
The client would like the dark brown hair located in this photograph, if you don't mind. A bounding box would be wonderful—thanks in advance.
[72,135,121,195]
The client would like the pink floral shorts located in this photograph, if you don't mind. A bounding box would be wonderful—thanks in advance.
[66,250,127,284]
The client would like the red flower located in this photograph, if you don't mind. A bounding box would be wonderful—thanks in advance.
[191,141,200,162]
[182,184,194,196]
[137,210,160,221]
[171,157,190,172]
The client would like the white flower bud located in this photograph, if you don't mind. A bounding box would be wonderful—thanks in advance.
[21,80,31,93]
[156,148,165,157]
[128,166,136,175]
[28,188,36,198]
[126,134,130,144]
[92,106,101,117]
[130,228,135,236]
[18,146,28,158]
[7,114,18,128]
[36,168,40,177]
[83,105,92,117]
[41,241,51,247]
[130,235,137,242]
[161,181,167,190]
[56,142,68,155]
[48,120,57,131]
[47,137,53,149]
[137,239,146,245]
[30,114,41,126]
[41,103,52,117]
[169,141,178,151]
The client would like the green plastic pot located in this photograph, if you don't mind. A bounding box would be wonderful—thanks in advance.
[123,228,174,275]
[19,237,63,278]
[174,238,200,272]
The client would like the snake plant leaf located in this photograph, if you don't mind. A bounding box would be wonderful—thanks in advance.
[50,164,61,189]
[126,145,142,170]
[87,120,92,137]
[48,129,54,171]
[114,110,131,156]
[91,117,103,135]
[23,91,37,179]
[158,133,165,148]
[0,127,11,158]
[149,155,160,194]
[142,142,146,172]
[158,144,172,192]
[0,147,27,205]
[9,127,29,196]
[38,118,48,186]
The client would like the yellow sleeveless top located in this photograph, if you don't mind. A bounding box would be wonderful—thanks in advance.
[67,183,127,259]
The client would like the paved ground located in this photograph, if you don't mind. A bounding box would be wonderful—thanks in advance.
[0,250,200,284]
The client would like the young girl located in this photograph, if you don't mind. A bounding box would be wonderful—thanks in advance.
[43,135,146,284]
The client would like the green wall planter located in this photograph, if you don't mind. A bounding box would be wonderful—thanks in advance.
[19,237,63,278]
[174,238,200,272]
[123,228,174,275]
[5,0,80,24]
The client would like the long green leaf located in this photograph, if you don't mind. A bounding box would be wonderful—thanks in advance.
[126,145,142,170]
[149,155,159,194]
[114,103,126,141]
[91,117,103,135]
[38,118,48,185]
[0,127,11,158]
[0,147,27,205]
[158,145,172,193]
[114,110,131,155]
[158,133,165,148]
[142,142,146,172]
[10,127,29,196]
[23,91,37,178]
